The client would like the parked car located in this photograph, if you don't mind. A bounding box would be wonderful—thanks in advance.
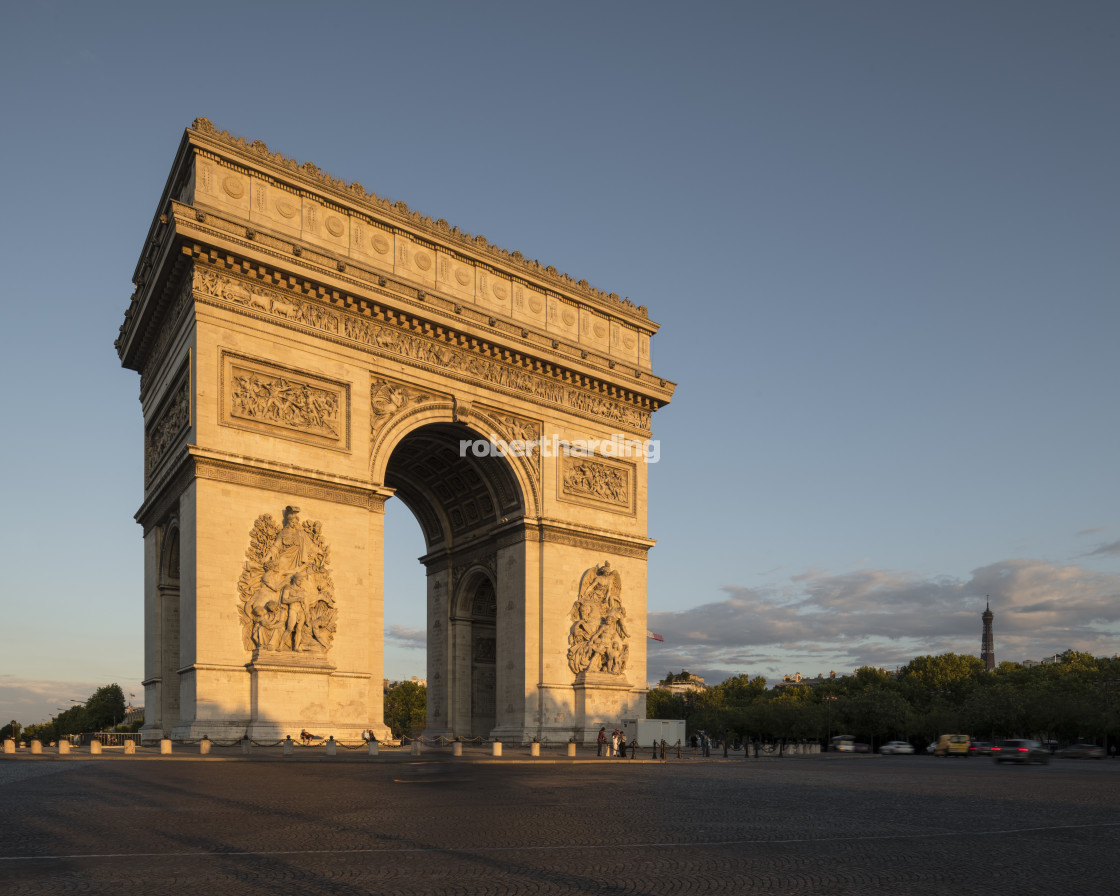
[1056,743,1104,759]
[853,742,870,753]
[925,741,937,755]
[935,734,971,757]
[968,741,991,756]
[991,739,1049,765]
[880,741,914,754]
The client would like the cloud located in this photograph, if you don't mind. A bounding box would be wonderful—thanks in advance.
[646,559,1120,685]
[0,675,115,728]
[1086,539,1120,557]
[385,625,426,649]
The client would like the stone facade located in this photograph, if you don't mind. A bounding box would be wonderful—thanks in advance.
[117,119,675,744]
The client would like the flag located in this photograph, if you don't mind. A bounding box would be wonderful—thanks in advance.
[647,631,664,642]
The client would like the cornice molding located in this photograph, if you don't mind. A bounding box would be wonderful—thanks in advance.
[189,259,665,433]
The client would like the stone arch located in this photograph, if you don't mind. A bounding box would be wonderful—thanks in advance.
[449,567,498,738]
[371,401,541,524]
[119,121,672,746]
[375,407,530,740]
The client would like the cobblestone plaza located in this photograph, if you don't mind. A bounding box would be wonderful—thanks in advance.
[2,752,1117,894]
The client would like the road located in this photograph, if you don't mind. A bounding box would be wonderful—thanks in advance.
[1,754,1117,895]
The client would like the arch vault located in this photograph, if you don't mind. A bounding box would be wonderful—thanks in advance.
[116,119,675,744]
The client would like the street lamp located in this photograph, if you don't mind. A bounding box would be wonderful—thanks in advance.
[823,696,838,751]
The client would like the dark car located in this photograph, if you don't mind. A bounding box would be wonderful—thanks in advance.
[968,741,991,756]
[1056,742,1105,759]
[991,739,1049,765]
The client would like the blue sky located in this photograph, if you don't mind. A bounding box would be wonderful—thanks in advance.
[1,1,1117,725]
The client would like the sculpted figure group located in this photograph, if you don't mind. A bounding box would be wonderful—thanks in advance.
[567,562,629,676]
[237,506,337,654]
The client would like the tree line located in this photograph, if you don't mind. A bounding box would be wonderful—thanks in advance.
[648,651,1120,750]
[2,684,129,744]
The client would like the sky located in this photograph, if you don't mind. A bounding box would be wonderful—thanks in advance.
[1,1,1118,726]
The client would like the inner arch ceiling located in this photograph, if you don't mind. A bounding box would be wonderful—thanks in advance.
[384,423,524,551]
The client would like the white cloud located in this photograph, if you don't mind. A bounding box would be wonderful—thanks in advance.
[385,625,426,649]
[647,559,1120,684]
[0,675,116,728]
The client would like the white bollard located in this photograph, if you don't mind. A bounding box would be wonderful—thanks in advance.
[410,739,421,756]
[30,740,42,755]
[284,736,294,756]
[90,740,102,755]
[57,740,70,755]
[325,736,337,756]
[567,743,577,757]
[368,741,379,758]
[530,742,540,758]
[124,740,136,755]
[160,739,173,755]
[452,742,462,757]
[491,741,502,757]
[2,739,14,754]
[199,738,211,755]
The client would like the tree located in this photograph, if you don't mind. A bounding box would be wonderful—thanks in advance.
[86,684,126,732]
[899,653,984,704]
[384,681,426,739]
[647,688,685,720]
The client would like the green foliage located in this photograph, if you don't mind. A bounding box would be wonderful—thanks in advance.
[85,684,126,732]
[383,680,426,739]
[647,688,685,720]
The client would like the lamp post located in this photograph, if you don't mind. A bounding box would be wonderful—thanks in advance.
[1099,679,1119,759]
[823,696,838,751]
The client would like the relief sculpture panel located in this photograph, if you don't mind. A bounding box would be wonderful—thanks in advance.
[567,562,629,676]
[236,505,337,655]
[220,351,349,450]
[558,455,634,515]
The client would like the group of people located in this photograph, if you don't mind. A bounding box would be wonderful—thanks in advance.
[597,726,631,758]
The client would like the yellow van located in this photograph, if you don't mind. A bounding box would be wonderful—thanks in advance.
[935,734,970,757]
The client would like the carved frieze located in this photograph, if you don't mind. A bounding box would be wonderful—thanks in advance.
[488,411,542,481]
[236,505,336,654]
[194,267,652,432]
[567,562,629,676]
[220,351,350,450]
[145,365,190,485]
[559,455,634,515]
[370,376,435,442]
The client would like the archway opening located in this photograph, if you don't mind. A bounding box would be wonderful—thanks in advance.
[383,422,525,739]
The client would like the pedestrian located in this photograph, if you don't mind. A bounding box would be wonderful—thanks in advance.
[618,730,627,758]
[597,726,606,757]
[611,729,620,757]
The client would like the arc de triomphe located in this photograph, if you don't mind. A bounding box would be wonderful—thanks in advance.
[116,119,674,744]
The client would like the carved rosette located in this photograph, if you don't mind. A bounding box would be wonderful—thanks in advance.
[567,562,629,676]
[236,506,337,655]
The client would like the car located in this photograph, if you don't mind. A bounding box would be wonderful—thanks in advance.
[1056,742,1105,759]
[935,734,971,757]
[925,741,936,755]
[880,741,914,755]
[853,742,870,753]
[991,739,1049,765]
[968,741,991,756]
